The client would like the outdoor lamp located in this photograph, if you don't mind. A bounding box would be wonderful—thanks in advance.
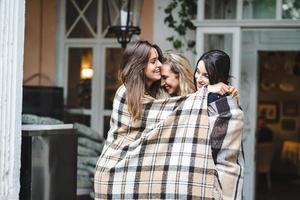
[105,0,143,48]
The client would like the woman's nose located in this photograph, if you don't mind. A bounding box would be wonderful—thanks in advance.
[157,60,162,67]
[196,75,204,84]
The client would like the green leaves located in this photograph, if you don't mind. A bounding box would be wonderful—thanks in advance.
[163,0,197,51]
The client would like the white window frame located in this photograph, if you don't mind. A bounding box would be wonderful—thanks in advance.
[56,0,121,140]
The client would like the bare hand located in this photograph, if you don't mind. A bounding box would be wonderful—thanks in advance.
[208,82,238,96]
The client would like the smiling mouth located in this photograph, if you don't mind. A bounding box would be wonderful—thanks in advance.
[197,84,204,89]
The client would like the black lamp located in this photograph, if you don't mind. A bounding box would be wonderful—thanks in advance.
[105,0,143,48]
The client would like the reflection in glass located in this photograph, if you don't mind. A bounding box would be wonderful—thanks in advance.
[204,34,233,59]
[104,48,124,110]
[243,0,276,19]
[205,0,237,19]
[67,48,93,109]
[102,0,143,38]
[282,0,300,19]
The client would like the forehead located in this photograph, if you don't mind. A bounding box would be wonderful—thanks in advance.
[161,63,171,73]
[197,60,207,72]
[149,48,158,58]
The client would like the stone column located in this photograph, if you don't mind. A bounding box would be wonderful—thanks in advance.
[0,0,25,199]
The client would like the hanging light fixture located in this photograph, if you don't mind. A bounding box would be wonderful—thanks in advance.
[105,0,143,48]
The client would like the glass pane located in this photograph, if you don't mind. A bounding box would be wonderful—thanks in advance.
[103,116,111,139]
[258,51,300,95]
[66,0,79,34]
[76,0,91,10]
[85,0,98,33]
[102,0,116,38]
[205,0,237,19]
[67,48,93,109]
[66,0,97,38]
[68,19,94,38]
[204,34,233,59]
[282,0,300,19]
[64,113,91,126]
[243,0,276,19]
[104,48,124,109]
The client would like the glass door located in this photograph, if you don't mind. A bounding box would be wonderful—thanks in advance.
[196,26,256,200]
[99,45,124,139]
[64,45,96,127]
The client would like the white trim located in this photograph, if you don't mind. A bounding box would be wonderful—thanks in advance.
[194,19,300,27]
[95,43,122,139]
[56,0,66,86]
[236,0,243,20]
[276,0,283,20]
[64,38,117,44]
[194,19,300,28]
[67,108,92,115]
[197,0,205,21]
[22,124,74,131]
[103,110,112,116]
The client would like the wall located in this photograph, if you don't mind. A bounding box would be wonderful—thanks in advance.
[23,0,57,86]
[140,0,153,42]
[153,0,196,66]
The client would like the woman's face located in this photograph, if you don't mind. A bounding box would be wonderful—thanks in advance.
[161,63,180,96]
[195,60,209,90]
[144,48,162,87]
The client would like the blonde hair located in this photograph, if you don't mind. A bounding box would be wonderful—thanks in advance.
[162,51,195,95]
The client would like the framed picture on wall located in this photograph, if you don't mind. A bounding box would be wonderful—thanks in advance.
[258,102,279,123]
[282,101,298,116]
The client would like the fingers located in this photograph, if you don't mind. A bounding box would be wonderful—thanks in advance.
[228,87,238,97]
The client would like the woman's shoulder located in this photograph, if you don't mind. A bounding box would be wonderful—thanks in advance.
[114,84,126,97]
[208,94,243,115]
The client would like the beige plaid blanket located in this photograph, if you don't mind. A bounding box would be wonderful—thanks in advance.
[94,85,244,199]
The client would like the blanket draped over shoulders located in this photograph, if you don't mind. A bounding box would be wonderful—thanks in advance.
[94,84,244,200]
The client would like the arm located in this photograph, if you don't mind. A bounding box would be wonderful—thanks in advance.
[208,96,244,200]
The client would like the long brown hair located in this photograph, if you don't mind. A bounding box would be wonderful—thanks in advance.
[120,40,162,120]
[163,51,195,95]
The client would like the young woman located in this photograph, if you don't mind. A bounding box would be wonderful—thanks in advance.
[194,50,244,200]
[119,40,163,120]
[160,50,237,97]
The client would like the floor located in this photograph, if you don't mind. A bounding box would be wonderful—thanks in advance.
[77,195,93,200]
[256,173,300,200]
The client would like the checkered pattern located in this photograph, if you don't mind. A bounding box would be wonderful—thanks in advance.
[94,85,244,199]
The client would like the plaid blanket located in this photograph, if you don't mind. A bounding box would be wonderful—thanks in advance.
[95,85,244,199]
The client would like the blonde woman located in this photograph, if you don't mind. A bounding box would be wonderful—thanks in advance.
[160,50,237,97]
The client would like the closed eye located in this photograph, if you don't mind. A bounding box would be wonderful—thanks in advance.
[161,75,168,80]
